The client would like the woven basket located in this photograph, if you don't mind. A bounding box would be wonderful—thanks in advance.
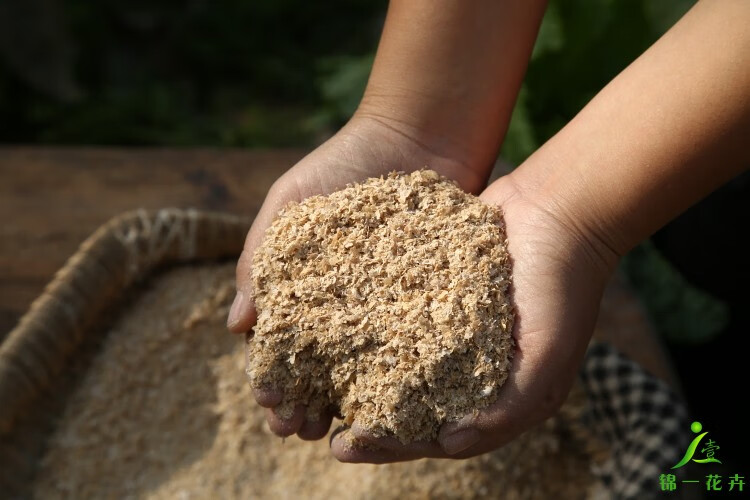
[0,208,690,499]
[0,209,249,433]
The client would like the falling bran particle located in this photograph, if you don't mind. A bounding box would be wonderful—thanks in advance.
[248,169,515,443]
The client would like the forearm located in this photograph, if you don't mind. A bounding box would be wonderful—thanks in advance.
[356,0,547,179]
[511,0,750,259]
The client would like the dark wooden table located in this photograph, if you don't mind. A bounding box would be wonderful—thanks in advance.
[0,147,305,338]
[0,147,677,385]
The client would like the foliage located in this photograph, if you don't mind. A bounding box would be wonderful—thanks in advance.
[3,0,725,345]
[502,0,694,165]
[0,0,385,145]
[0,0,697,150]
[621,241,729,344]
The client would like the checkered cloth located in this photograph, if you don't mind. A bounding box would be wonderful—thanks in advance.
[580,342,690,499]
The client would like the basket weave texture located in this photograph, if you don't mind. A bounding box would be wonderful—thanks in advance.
[0,208,250,433]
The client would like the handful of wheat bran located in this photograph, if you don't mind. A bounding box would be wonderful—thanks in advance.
[247,170,514,442]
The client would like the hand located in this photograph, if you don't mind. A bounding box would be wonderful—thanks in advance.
[227,113,487,441]
[329,172,619,462]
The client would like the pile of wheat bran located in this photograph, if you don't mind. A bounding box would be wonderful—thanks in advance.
[32,263,599,499]
[248,170,515,442]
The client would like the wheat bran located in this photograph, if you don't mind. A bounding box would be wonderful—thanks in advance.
[248,170,514,442]
[32,263,598,499]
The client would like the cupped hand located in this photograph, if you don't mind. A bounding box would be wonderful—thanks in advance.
[227,114,486,441]
[329,172,619,462]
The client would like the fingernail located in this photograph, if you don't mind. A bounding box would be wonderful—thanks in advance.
[227,291,245,329]
[440,428,481,455]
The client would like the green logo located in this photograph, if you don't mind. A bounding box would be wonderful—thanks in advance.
[659,420,744,493]
[671,421,722,469]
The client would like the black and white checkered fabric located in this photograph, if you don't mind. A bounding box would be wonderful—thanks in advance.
[580,342,690,499]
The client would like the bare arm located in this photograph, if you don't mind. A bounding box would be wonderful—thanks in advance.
[506,0,750,260]
[355,0,548,187]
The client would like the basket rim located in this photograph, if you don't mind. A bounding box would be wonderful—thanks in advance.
[0,208,250,433]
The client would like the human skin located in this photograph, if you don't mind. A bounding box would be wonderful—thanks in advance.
[228,0,547,441]
[228,0,750,462]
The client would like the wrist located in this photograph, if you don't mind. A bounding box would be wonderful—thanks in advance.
[504,164,621,284]
[353,90,497,186]
[344,110,487,193]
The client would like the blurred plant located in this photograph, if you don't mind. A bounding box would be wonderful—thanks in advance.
[3,0,727,344]
[500,0,694,165]
[0,0,385,145]
[621,241,729,344]
[0,0,81,102]
[310,54,374,136]
[0,0,697,150]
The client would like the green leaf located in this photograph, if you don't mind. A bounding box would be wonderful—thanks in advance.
[532,3,564,61]
[621,240,730,344]
[500,86,537,166]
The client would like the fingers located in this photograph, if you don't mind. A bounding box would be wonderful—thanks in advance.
[253,387,283,408]
[297,411,334,441]
[228,174,302,334]
[227,290,256,333]
[331,437,410,464]
[227,230,262,334]
[437,427,482,455]
[330,428,421,464]
[330,422,445,463]
[260,394,334,440]
[327,347,565,463]
[434,341,578,459]
[227,231,259,334]
[265,405,306,437]
[248,333,334,441]
[351,422,445,457]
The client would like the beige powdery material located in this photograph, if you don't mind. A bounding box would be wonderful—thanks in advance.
[32,263,599,499]
[248,169,515,443]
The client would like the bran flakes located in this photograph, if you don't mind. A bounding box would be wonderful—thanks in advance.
[248,170,515,442]
[32,263,597,499]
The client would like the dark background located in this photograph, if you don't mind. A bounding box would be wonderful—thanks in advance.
[1,0,747,469]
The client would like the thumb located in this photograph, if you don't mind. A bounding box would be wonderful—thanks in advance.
[227,176,301,333]
[226,244,258,333]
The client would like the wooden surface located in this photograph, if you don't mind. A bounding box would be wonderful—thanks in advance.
[0,147,676,385]
[0,147,304,338]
